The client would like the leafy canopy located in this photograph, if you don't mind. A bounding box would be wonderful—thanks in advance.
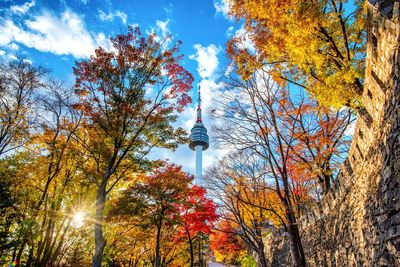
[228,0,366,108]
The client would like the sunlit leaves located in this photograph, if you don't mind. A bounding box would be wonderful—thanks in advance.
[228,0,366,108]
[107,163,218,266]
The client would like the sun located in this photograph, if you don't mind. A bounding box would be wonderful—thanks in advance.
[72,211,85,228]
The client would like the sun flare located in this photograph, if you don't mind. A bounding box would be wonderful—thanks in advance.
[72,211,85,228]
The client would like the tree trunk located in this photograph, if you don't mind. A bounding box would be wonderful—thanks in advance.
[155,219,163,267]
[12,245,17,261]
[15,240,26,267]
[287,216,306,267]
[185,222,194,267]
[281,175,306,267]
[26,244,34,267]
[257,242,268,267]
[320,161,332,194]
[324,173,331,193]
[198,237,201,267]
[92,182,107,267]
[49,223,69,266]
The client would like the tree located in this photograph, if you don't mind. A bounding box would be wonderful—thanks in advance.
[25,86,88,267]
[102,221,152,266]
[107,164,218,267]
[210,67,352,266]
[205,152,284,267]
[73,26,193,266]
[108,163,192,267]
[0,57,46,156]
[176,185,218,266]
[227,0,366,108]
[214,66,352,196]
[0,80,99,267]
[283,101,352,193]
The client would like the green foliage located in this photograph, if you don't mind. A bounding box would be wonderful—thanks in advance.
[241,255,257,267]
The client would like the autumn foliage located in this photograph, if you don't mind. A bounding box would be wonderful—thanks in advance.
[73,26,193,116]
[208,64,353,266]
[108,163,218,266]
[210,221,247,263]
[227,0,366,108]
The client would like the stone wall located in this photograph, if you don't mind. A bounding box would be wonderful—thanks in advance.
[265,1,400,266]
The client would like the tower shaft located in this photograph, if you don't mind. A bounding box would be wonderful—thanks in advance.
[195,145,203,185]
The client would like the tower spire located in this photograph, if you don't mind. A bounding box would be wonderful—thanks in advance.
[196,85,202,123]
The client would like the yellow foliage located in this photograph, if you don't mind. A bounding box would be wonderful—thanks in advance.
[229,0,366,108]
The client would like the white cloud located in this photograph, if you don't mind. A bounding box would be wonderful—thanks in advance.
[23,58,32,64]
[9,43,19,50]
[0,10,112,58]
[130,23,140,28]
[98,10,127,24]
[233,25,256,53]
[94,32,113,51]
[11,0,35,14]
[7,54,17,61]
[156,19,170,37]
[146,19,172,46]
[214,0,232,19]
[0,50,5,56]
[224,62,234,77]
[189,44,221,79]
[189,43,224,117]
[147,19,170,37]
[0,25,13,47]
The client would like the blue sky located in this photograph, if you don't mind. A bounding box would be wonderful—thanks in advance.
[0,0,238,174]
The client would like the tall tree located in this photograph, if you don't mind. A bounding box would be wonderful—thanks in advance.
[108,163,192,267]
[73,26,193,266]
[227,0,366,108]
[26,85,87,267]
[283,100,352,193]
[0,58,46,156]
[176,185,218,266]
[205,152,284,267]
[210,67,352,266]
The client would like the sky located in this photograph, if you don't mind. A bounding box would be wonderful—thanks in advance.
[0,0,238,175]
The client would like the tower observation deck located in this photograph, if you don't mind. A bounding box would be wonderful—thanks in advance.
[189,86,209,185]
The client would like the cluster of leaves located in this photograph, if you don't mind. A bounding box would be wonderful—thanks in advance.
[209,220,248,264]
[227,0,366,108]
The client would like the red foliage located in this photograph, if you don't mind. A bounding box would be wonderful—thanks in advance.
[176,185,219,241]
[210,220,245,256]
[73,25,194,120]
